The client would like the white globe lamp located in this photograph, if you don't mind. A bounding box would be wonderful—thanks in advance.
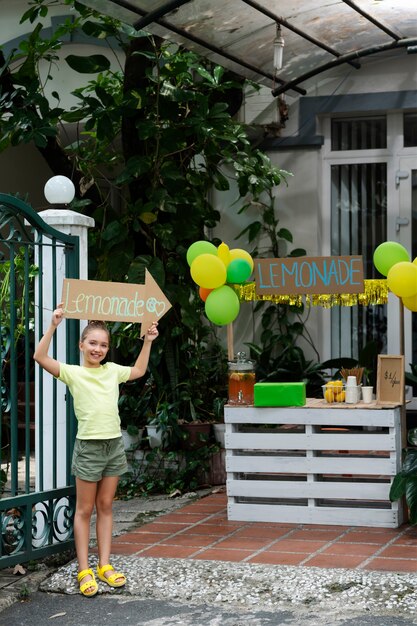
[44,175,75,205]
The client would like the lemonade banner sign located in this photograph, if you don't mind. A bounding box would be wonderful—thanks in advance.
[255,255,364,296]
[61,271,171,336]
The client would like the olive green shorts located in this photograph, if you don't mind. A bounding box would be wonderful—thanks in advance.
[71,437,128,482]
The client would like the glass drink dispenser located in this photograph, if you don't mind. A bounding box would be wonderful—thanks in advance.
[227,351,255,405]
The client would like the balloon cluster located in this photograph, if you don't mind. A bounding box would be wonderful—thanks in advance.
[373,241,417,312]
[186,240,254,325]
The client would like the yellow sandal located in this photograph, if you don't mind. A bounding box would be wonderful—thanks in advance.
[97,563,126,588]
[77,568,98,597]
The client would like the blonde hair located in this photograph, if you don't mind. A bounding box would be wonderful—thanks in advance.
[81,320,110,343]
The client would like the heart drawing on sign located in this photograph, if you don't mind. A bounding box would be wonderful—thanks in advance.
[146,297,166,317]
[154,300,166,317]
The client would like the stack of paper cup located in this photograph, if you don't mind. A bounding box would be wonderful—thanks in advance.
[345,376,358,404]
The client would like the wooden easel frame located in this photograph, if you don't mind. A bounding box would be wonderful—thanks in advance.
[376,355,405,405]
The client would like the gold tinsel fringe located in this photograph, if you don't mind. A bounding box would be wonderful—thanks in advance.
[234,279,388,308]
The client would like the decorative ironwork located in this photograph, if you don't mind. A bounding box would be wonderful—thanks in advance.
[0,202,35,245]
[33,495,75,548]
[1,491,75,560]
[0,328,11,415]
[0,194,78,568]
[1,508,25,555]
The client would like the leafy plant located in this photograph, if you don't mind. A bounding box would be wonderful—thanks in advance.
[321,340,381,390]
[0,3,299,485]
[17,583,31,602]
[213,396,226,423]
[0,248,38,432]
[389,427,417,525]
[117,443,221,497]
[0,248,38,342]
[405,363,417,396]
[118,374,155,431]
[249,329,328,397]
[232,148,328,394]
[146,399,182,449]
[1,2,289,417]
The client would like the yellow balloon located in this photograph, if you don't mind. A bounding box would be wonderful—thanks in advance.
[190,253,227,289]
[402,293,417,312]
[387,262,417,298]
[217,242,231,267]
[229,248,254,272]
[413,256,417,266]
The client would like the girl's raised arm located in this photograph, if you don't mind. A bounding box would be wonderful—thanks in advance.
[129,322,159,381]
[33,304,64,378]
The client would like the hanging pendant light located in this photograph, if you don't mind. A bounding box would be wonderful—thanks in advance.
[273,23,285,72]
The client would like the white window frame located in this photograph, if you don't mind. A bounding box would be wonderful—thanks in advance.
[319,112,414,366]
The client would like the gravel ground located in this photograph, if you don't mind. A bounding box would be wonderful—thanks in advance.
[40,554,417,622]
[4,488,417,623]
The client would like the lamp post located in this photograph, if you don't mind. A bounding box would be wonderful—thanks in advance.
[43,175,75,206]
[35,176,94,490]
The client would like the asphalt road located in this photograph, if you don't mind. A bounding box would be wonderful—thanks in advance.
[1,593,416,626]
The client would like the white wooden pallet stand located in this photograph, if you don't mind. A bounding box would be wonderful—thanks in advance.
[224,400,403,528]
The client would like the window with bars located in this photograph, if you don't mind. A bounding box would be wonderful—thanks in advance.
[331,116,387,151]
[330,118,388,361]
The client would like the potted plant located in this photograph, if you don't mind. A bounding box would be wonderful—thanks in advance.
[175,347,228,449]
[212,396,227,448]
[119,377,154,451]
[361,367,374,403]
[146,386,214,451]
[146,398,182,449]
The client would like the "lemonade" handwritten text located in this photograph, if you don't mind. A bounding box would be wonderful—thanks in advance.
[63,283,144,319]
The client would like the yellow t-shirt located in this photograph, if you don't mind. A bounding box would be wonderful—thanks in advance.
[58,362,131,440]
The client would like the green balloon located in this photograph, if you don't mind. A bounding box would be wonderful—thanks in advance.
[373,241,409,277]
[205,286,240,325]
[186,241,217,266]
[226,258,252,284]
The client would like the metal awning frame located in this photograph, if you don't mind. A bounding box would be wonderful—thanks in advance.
[89,0,416,97]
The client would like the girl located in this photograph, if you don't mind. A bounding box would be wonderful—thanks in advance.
[33,304,158,597]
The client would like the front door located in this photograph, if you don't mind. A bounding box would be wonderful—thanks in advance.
[388,156,417,380]
[327,112,417,387]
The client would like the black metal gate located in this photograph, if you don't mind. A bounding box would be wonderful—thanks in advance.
[0,193,80,568]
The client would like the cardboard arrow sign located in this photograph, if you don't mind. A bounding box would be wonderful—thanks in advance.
[61,270,171,336]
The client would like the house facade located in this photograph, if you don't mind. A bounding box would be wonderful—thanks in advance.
[1,1,416,394]
[216,53,416,382]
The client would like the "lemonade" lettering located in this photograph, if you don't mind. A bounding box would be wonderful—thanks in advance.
[255,256,364,295]
[63,282,144,319]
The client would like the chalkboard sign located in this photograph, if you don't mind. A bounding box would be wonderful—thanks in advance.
[376,355,405,405]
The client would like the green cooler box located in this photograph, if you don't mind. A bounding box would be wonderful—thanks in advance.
[254,382,306,407]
